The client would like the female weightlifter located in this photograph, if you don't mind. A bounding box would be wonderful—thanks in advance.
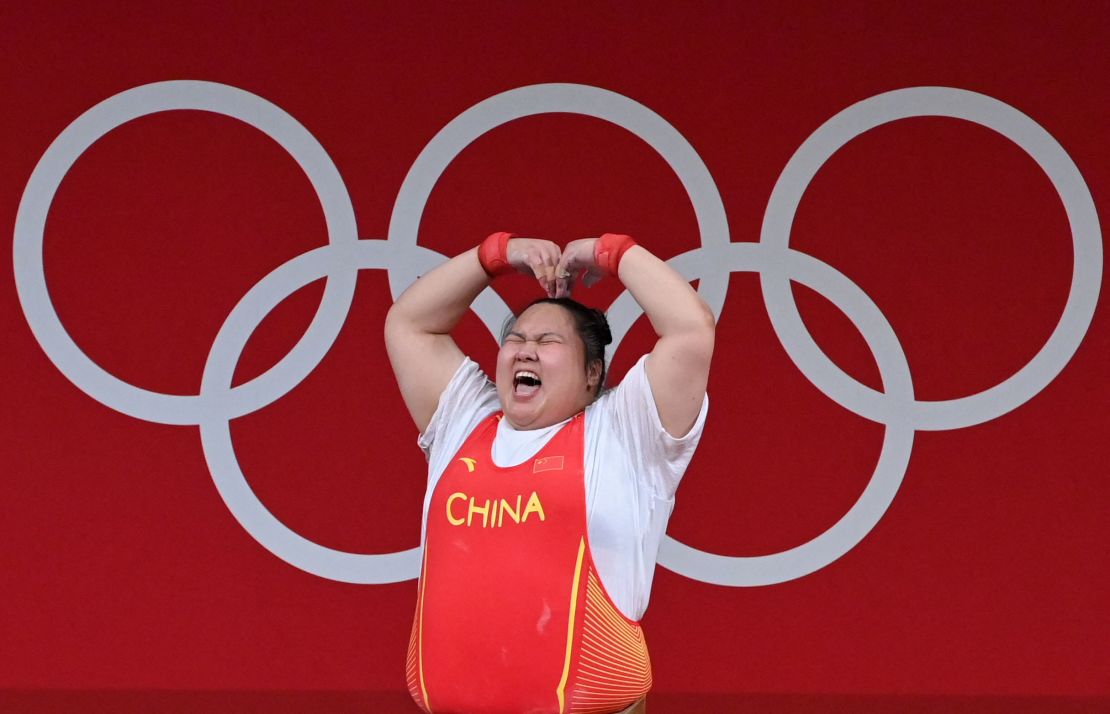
[385,232,714,714]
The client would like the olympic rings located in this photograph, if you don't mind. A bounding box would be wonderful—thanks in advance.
[12,81,1103,586]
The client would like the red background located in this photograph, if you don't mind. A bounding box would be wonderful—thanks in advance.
[3,2,1107,711]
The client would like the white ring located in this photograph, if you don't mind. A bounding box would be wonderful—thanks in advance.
[639,243,917,586]
[12,80,360,424]
[759,87,1102,430]
[198,240,443,583]
[388,83,731,345]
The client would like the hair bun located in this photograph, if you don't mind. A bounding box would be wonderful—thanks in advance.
[591,308,613,345]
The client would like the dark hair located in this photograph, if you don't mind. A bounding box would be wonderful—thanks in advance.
[501,297,612,396]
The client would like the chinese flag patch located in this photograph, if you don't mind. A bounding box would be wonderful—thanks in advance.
[533,455,565,473]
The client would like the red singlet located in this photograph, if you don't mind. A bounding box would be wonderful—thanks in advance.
[407,412,652,714]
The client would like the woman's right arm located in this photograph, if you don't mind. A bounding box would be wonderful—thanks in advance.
[384,238,561,433]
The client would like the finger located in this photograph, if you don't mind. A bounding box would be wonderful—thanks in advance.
[559,272,575,298]
[545,244,563,267]
[544,259,560,297]
[554,255,570,285]
[532,263,555,297]
[558,251,582,280]
[555,266,571,298]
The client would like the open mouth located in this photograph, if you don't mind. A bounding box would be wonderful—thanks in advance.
[513,370,542,398]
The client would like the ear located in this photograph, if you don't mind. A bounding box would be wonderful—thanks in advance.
[586,359,603,391]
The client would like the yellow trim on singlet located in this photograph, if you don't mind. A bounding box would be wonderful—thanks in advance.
[418,548,431,711]
[556,537,587,713]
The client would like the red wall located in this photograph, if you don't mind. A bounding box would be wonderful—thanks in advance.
[3,2,1107,708]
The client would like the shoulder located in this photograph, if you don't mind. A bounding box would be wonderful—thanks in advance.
[587,354,709,496]
[418,357,499,457]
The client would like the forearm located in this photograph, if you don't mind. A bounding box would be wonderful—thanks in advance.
[385,236,561,432]
[385,246,489,336]
[617,245,715,339]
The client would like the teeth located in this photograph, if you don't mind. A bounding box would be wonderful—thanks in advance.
[513,370,541,388]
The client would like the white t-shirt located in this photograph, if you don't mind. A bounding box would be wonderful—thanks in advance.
[418,354,708,620]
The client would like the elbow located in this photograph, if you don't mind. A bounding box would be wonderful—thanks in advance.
[679,297,716,364]
[383,303,399,335]
[695,296,716,332]
[692,297,716,359]
[384,303,413,343]
[687,295,716,341]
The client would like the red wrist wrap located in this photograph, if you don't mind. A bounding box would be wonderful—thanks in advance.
[594,233,637,276]
[477,231,515,277]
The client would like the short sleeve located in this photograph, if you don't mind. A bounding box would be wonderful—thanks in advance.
[418,357,500,466]
[605,354,708,498]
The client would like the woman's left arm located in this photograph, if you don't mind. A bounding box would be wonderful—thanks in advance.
[558,238,715,437]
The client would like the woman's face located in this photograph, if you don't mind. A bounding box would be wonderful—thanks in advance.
[495,303,597,430]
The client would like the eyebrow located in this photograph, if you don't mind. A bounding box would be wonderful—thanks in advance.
[506,331,564,341]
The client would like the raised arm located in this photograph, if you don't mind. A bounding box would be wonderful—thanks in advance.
[557,235,715,437]
[384,236,562,432]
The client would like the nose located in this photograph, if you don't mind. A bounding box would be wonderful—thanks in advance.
[514,342,538,361]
